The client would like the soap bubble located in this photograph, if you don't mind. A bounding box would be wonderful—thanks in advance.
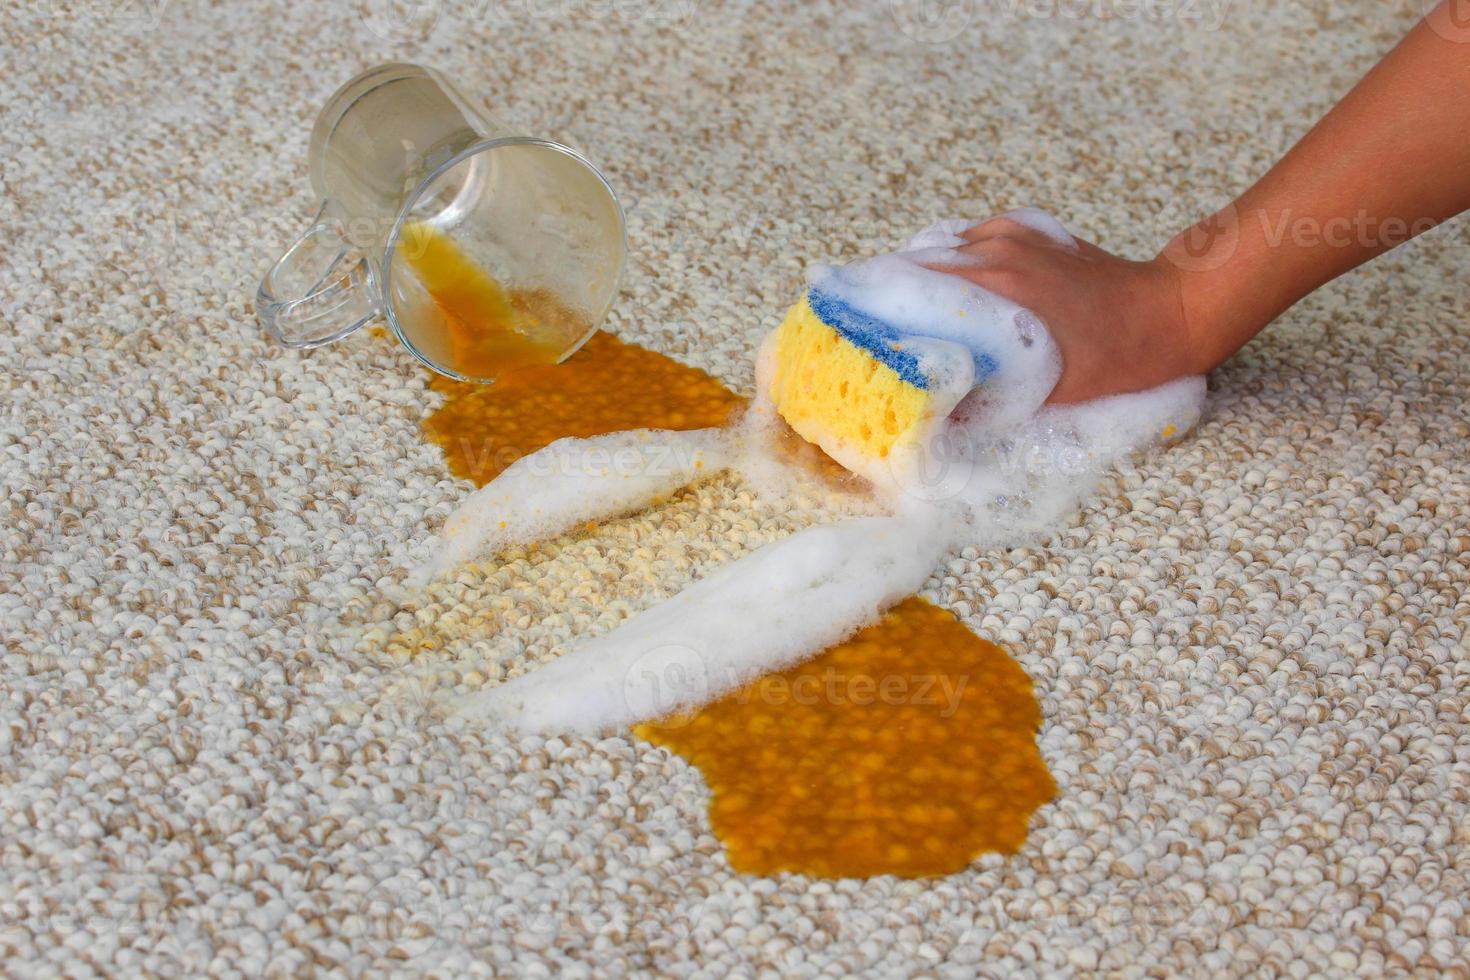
[1014,309,1042,348]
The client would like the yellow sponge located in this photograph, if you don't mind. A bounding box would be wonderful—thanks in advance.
[767,294,934,461]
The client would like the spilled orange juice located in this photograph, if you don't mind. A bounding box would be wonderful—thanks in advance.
[424,331,745,484]
[412,283,1055,879]
[637,598,1055,878]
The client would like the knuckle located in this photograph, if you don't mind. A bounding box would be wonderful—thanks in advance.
[969,235,1029,261]
[967,216,1027,240]
[985,217,1028,236]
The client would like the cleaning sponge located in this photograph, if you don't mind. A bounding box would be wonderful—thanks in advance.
[759,215,1075,482]
[765,291,950,463]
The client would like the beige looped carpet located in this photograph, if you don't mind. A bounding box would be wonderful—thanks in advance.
[3,0,1468,975]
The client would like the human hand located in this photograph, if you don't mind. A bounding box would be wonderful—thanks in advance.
[934,4,1470,407]
[927,216,1203,405]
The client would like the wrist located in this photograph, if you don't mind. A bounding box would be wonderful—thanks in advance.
[1139,252,1215,380]
[1154,211,1270,376]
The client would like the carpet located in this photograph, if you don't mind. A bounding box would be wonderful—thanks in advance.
[3,0,1468,975]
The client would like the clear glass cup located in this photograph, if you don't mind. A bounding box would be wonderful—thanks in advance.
[257,63,626,382]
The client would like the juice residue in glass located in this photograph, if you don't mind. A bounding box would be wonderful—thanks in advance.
[397,221,581,380]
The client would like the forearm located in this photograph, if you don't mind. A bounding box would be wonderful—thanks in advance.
[1162,3,1470,372]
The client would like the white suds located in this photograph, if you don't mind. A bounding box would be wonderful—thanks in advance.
[422,214,1207,734]
[451,512,947,733]
[410,428,732,586]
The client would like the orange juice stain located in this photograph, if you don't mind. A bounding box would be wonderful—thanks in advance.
[398,222,573,379]
[412,264,1053,878]
[424,330,745,484]
[636,598,1055,878]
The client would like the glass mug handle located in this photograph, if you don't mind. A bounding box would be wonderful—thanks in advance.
[256,202,381,348]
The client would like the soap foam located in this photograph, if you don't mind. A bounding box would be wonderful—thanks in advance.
[452,512,948,733]
[410,427,732,586]
[800,211,1072,478]
[425,213,1207,735]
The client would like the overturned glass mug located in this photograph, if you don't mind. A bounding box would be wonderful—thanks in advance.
[257,63,626,382]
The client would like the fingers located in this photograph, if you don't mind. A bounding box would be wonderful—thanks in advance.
[918,215,1092,304]
[959,215,1061,247]
[920,254,1030,306]
[950,230,1105,276]
[947,236,1049,288]
[963,208,1079,250]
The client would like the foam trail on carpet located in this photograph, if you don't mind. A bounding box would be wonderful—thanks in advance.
[439,216,1206,732]
[412,427,732,584]
[451,511,948,733]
